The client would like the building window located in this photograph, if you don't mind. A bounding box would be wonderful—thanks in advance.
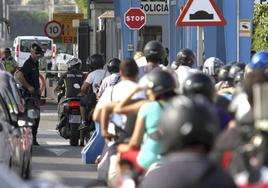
[137,26,162,51]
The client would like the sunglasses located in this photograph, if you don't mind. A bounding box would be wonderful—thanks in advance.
[34,51,42,55]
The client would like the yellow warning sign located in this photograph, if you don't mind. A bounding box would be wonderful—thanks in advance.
[53,13,84,43]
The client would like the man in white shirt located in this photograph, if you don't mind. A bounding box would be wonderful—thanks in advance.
[172,48,197,93]
[93,59,145,182]
[98,58,121,97]
[79,54,108,132]
[93,58,144,124]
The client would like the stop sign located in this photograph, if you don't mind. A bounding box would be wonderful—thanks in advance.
[124,8,146,30]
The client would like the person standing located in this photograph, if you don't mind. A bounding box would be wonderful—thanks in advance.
[0,48,18,74]
[15,43,44,146]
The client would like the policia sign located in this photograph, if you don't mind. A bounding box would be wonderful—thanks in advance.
[141,0,169,15]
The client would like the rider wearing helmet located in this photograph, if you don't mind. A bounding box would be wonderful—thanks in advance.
[183,73,215,103]
[172,48,196,91]
[141,95,236,188]
[215,64,233,96]
[202,57,224,82]
[183,73,232,130]
[217,64,232,82]
[86,54,105,72]
[117,69,177,171]
[245,51,268,78]
[54,57,83,99]
[228,62,245,86]
[98,58,121,97]
[247,51,268,70]
[174,48,196,67]
[139,40,165,78]
[79,54,108,131]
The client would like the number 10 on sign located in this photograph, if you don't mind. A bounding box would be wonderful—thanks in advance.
[44,20,63,39]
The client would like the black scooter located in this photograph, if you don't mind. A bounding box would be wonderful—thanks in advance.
[57,96,81,146]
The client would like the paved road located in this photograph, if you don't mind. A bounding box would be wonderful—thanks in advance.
[30,103,105,188]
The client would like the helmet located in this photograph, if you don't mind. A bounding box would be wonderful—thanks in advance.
[248,51,268,70]
[228,62,245,80]
[158,95,219,153]
[3,48,11,53]
[233,71,244,86]
[244,69,268,104]
[203,57,224,76]
[175,48,195,67]
[86,54,105,71]
[66,57,81,69]
[183,73,215,102]
[218,64,231,81]
[139,69,176,96]
[107,58,121,73]
[143,41,165,63]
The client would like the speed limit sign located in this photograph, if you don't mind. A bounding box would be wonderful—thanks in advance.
[44,20,63,39]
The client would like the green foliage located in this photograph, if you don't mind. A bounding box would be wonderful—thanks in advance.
[10,11,48,40]
[74,0,87,17]
[252,4,268,51]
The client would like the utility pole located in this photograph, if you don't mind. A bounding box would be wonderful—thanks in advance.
[87,0,91,20]
[48,0,54,21]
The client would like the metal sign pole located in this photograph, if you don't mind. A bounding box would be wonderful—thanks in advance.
[237,0,240,62]
[197,26,204,68]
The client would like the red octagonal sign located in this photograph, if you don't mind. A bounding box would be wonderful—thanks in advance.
[124,8,146,30]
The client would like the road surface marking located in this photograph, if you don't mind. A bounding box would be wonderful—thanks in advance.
[46,148,69,156]
[46,141,69,145]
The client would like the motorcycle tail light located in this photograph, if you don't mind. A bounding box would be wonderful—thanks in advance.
[68,101,80,107]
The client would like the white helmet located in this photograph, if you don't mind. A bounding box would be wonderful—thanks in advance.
[66,57,81,69]
[203,57,224,76]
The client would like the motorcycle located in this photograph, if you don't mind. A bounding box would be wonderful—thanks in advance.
[57,97,81,146]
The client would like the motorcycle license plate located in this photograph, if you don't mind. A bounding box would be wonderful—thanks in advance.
[69,115,80,123]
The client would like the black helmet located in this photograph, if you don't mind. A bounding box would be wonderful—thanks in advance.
[107,58,121,73]
[139,69,176,96]
[158,95,219,153]
[183,73,215,102]
[4,48,11,53]
[86,54,105,71]
[218,64,231,81]
[143,41,165,64]
[233,71,244,86]
[175,48,195,67]
[228,62,245,80]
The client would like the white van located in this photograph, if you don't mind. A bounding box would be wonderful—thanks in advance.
[13,36,54,67]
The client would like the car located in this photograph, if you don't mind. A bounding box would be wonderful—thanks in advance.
[0,71,33,179]
[13,36,54,67]
[52,52,74,72]
[0,90,23,176]
[0,108,13,167]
